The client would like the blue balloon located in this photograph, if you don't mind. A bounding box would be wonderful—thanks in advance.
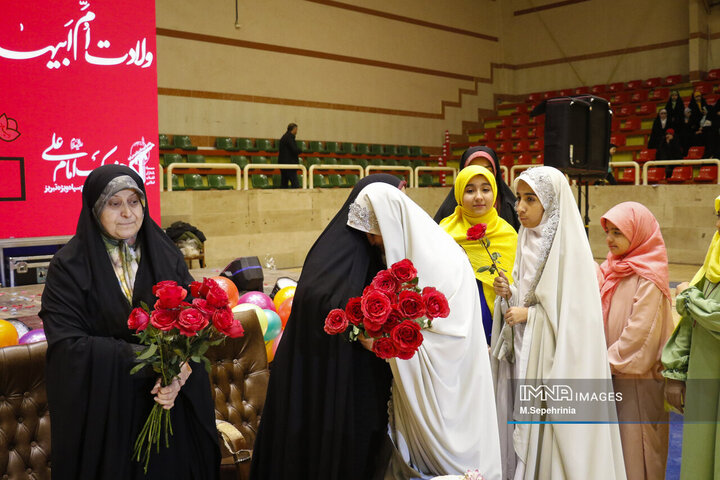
[262,309,282,341]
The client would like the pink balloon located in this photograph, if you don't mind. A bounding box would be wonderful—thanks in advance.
[238,291,276,312]
[272,329,284,357]
[19,329,46,344]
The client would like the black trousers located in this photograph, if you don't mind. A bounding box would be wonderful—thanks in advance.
[280,168,300,188]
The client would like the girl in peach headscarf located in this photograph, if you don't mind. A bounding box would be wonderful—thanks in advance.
[598,201,674,480]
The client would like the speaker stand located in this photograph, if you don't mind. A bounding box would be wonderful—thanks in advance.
[576,176,590,237]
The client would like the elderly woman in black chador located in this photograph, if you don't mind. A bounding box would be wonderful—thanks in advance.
[40,164,219,479]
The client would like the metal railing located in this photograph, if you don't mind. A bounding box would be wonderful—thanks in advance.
[308,164,365,189]
[510,164,535,184]
[242,164,309,190]
[364,165,415,187]
[414,166,457,188]
[166,162,242,191]
[642,159,720,184]
[609,161,641,185]
[500,165,509,184]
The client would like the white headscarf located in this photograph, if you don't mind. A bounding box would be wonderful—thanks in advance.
[348,183,502,480]
[495,167,626,480]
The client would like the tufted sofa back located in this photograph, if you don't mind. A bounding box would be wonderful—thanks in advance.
[0,341,51,480]
[206,311,269,479]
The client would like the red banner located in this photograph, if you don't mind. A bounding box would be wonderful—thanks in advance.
[0,0,159,238]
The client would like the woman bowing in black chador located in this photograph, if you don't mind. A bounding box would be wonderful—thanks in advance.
[250,174,403,480]
[40,164,220,479]
[433,146,520,230]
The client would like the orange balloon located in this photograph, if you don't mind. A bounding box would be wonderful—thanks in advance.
[277,297,293,329]
[265,340,274,363]
[0,320,19,348]
[210,276,240,308]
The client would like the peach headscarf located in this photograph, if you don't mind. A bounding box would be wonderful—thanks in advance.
[599,202,671,324]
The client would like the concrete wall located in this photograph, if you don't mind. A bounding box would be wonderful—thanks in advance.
[161,184,718,270]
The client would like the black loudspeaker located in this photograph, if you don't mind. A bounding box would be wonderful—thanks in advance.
[220,256,264,293]
[533,95,612,177]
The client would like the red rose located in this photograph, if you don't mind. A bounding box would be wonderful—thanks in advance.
[154,283,187,309]
[152,280,178,296]
[324,308,349,335]
[150,308,178,331]
[467,223,488,241]
[396,345,418,360]
[190,277,219,299]
[397,290,425,320]
[390,259,417,283]
[192,298,215,316]
[206,285,229,309]
[213,307,244,338]
[361,289,392,324]
[177,307,209,336]
[422,286,450,319]
[364,321,385,338]
[345,297,364,326]
[128,307,150,331]
[391,320,424,355]
[372,336,398,359]
[383,306,403,334]
[371,270,400,296]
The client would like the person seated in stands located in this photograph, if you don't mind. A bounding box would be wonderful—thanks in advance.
[688,90,714,154]
[656,128,683,177]
[648,109,670,149]
[678,107,694,157]
[665,89,685,129]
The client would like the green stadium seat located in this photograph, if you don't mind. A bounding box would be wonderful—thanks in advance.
[186,154,205,163]
[322,157,337,165]
[384,145,397,156]
[162,153,183,168]
[208,174,233,190]
[410,146,423,156]
[396,145,410,157]
[313,174,328,188]
[355,143,370,155]
[183,174,209,190]
[342,142,357,154]
[254,156,271,164]
[304,157,320,168]
[230,155,249,169]
[173,135,198,151]
[159,134,172,150]
[237,138,258,152]
[398,159,412,167]
[353,158,368,169]
[369,158,383,166]
[251,174,271,189]
[296,140,309,153]
[343,174,359,187]
[272,174,282,188]
[419,174,433,187]
[325,142,341,154]
[412,159,425,169]
[309,141,324,153]
[171,174,185,191]
[370,144,384,156]
[326,174,342,188]
[384,159,398,166]
[256,139,273,152]
[215,137,239,151]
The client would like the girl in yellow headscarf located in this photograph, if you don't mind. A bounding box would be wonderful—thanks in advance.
[661,194,720,480]
[440,165,518,344]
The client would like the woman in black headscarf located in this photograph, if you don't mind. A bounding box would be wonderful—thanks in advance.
[665,89,685,129]
[433,146,520,230]
[250,174,403,480]
[40,164,219,479]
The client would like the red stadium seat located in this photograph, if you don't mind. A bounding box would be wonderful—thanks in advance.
[484,129,496,141]
[559,89,574,97]
[500,154,515,168]
[575,86,590,95]
[649,88,669,101]
[514,104,529,114]
[693,82,714,95]
[617,168,636,184]
[620,118,641,131]
[627,80,644,90]
[609,82,626,92]
[686,146,705,159]
[638,149,656,163]
[512,127,528,140]
[512,115,529,126]
[496,128,512,141]
[636,103,656,116]
[591,84,607,95]
[517,153,533,164]
[497,141,513,154]
[667,166,693,183]
[616,105,635,117]
[645,77,662,88]
[664,75,682,86]
[611,92,630,105]
[542,91,558,100]
[486,141,498,150]
[528,115,541,125]
[529,139,543,151]
[527,92,543,103]
[513,140,529,153]
[707,69,720,81]
[610,133,626,147]
[695,165,718,183]
[527,127,538,139]
[630,90,649,103]
[532,152,544,164]
[611,118,622,131]
[646,167,666,184]
[706,94,719,105]
[501,117,514,128]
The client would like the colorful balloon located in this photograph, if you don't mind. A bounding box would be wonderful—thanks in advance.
[273,286,296,310]
[265,340,274,363]
[232,303,268,335]
[0,320,19,347]
[19,329,46,344]
[277,297,293,329]
[6,319,29,339]
[262,309,282,342]
[272,329,284,357]
[238,291,275,312]
[210,276,240,308]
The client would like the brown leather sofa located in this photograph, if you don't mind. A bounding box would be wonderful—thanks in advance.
[0,311,269,480]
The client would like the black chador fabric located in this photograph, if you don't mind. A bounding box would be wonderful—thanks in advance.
[648,115,669,149]
[433,146,520,230]
[40,164,219,480]
[250,174,401,480]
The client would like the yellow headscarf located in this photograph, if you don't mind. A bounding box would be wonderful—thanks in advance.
[690,195,720,286]
[440,166,518,312]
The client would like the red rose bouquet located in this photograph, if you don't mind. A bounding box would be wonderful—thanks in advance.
[324,259,450,360]
[127,278,245,472]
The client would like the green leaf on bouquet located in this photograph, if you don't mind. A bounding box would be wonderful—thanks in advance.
[209,337,226,346]
[408,278,419,286]
[484,239,491,248]
[201,356,212,374]
[191,355,202,364]
[137,343,158,360]
[352,325,360,336]
[172,348,185,357]
[197,343,209,355]
[130,362,149,375]
[491,252,500,260]
[477,265,491,273]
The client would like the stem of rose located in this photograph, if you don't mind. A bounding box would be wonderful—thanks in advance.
[481,239,509,310]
